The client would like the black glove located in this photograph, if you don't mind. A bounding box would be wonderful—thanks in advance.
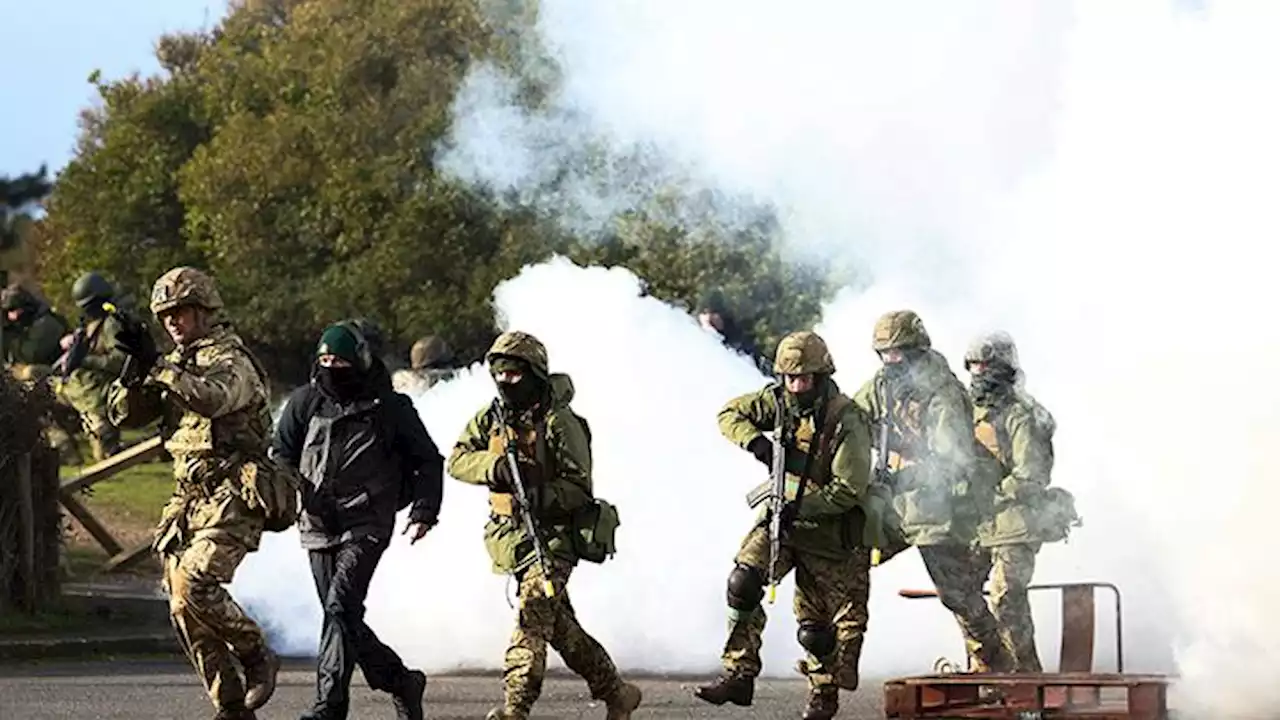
[747,436,773,468]
[490,456,541,492]
[114,320,160,373]
[778,502,799,527]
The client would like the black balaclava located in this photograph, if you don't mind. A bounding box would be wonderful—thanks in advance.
[491,356,545,412]
[314,325,365,402]
[882,347,926,382]
[970,361,1019,407]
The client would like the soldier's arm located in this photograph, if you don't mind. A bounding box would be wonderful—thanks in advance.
[389,394,445,524]
[797,408,872,518]
[79,319,127,375]
[541,410,592,514]
[717,386,778,448]
[32,316,66,366]
[150,350,262,419]
[1001,406,1053,499]
[270,385,315,469]
[106,379,164,429]
[925,384,976,484]
[446,409,500,486]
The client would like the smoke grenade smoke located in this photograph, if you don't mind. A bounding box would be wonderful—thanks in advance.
[233,1,1280,715]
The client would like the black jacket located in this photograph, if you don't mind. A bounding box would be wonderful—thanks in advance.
[273,358,444,550]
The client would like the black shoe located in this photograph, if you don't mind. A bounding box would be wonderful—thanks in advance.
[393,669,426,720]
[693,673,754,706]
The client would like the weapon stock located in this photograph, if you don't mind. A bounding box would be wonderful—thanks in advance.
[503,422,556,598]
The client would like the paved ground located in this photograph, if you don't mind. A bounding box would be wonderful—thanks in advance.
[0,659,886,719]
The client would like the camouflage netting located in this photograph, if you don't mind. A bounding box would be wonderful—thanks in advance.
[0,372,63,612]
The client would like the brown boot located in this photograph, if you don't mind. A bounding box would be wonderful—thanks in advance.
[693,672,753,706]
[242,646,280,710]
[605,682,642,719]
[485,707,527,720]
[801,686,838,720]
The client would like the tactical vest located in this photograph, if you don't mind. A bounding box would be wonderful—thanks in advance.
[788,392,855,488]
[884,387,929,471]
[973,405,1009,470]
[162,333,272,490]
[485,414,548,518]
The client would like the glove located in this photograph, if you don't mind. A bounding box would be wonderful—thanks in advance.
[747,436,773,468]
[114,320,160,374]
[490,455,542,492]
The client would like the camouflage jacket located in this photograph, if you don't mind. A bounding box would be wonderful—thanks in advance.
[719,378,885,559]
[107,323,272,553]
[447,373,593,574]
[973,387,1056,546]
[58,314,127,400]
[853,349,987,546]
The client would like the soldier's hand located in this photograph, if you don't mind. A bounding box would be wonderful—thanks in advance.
[490,460,515,492]
[402,520,433,545]
[114,321,160,370]
[747,436,773,468]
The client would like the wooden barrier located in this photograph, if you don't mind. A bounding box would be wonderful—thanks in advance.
[59,435,164,574]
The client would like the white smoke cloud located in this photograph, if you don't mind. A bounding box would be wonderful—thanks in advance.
[234,0,1280,715]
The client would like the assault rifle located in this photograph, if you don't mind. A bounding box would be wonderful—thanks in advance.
[765,386,790,604]
[502,419,556,598]
[870,377,893,566]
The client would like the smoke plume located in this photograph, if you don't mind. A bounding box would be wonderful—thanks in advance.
[234,1,1280,715]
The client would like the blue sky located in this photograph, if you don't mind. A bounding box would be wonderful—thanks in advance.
[0,0,229,179]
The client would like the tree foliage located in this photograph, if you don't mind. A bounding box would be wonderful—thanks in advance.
[38,0,833,386]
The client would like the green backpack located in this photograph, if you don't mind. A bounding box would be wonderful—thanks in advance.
[565,412,621,564]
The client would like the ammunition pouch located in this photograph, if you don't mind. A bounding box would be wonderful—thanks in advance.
[569,498,620,564]
[241,454,301,533]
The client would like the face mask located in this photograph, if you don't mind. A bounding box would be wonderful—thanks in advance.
[497,376,543,411]
[970,364,1018,404]
[316,365,362,401]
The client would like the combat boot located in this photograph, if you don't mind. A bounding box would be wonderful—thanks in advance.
[242,646,280,710]
[213,707,257,720]
[693,672,753,706]
[604,681,642,719]
[392,669,427,720]
[484,706,527,720]
[801,687,838,720]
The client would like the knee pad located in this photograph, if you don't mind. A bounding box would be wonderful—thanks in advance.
[726,564,765,612]
[796,621,836,658]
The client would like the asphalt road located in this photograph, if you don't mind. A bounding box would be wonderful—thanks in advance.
[0,660,886,719]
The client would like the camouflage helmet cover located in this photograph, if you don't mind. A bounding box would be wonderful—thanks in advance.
[410,335,451,369]
[486,330,549,379]
[72,272,114,308]
[149,266,223,315]
[964,330,1020,371]
[773,330,836,375]
[871,310,931,351]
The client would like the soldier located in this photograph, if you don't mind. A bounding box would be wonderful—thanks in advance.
[695,331,881,720]
[272,321,443,720]
[54,272,127,460]
[852,310,1011,673]
[695,289,769,374]
[446,331,641,720]
[107,267,281,720]
[390,334,458,395]
[964,331,1057,673]
[2,284,67,372]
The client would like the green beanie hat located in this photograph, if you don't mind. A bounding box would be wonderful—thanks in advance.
[317,324,360,365]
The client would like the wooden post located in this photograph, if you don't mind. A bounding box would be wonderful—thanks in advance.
[15,452,36,611]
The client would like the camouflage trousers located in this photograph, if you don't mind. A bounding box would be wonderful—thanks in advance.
[984,543,1042,672]
[918,544,1010,673]
[722,526,871,692]
[161,535,270,711]
[500,559,624,715]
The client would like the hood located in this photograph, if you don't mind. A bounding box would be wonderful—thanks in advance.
[547,372,574,407]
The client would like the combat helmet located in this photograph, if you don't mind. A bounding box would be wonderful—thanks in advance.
[149,266,223,315]
[871,310,931,352]
[964,330,1020,371]
[71,272,114,309]
[773,331,836,375]
[486,331,549,380]
[410,335,451,370]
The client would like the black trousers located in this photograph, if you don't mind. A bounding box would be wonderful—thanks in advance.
[309,536,409,717]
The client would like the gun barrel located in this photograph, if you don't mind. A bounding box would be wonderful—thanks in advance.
[505,437,556,598]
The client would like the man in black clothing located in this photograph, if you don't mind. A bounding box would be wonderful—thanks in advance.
[272,321,445,720]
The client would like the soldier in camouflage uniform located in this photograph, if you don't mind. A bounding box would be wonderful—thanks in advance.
[2,284,67,373]
[447,331,642,720]
[852,310,1011,673]
[390,335,458,394]
[107,267,280,720]
[965,331,1057,673]
[696,331,882,720]
[54,272,127,460]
